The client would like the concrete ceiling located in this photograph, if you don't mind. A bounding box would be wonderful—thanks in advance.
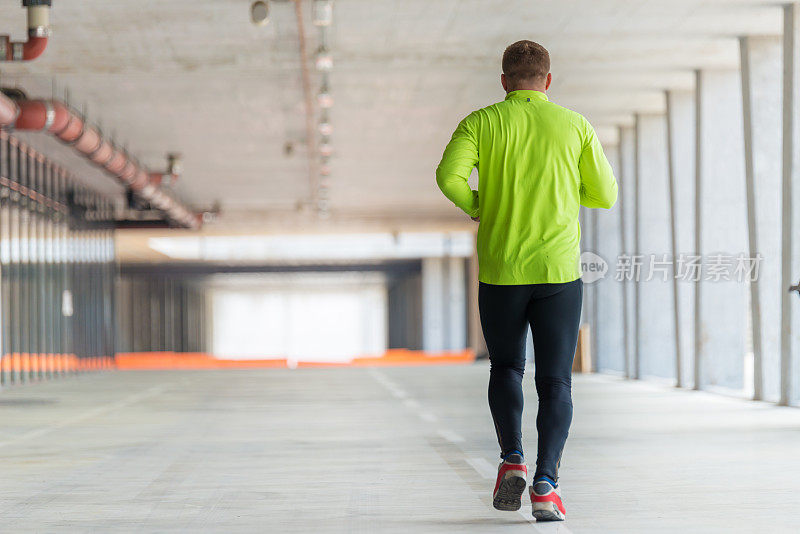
[0,0,786,234]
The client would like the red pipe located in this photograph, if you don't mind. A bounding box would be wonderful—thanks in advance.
[148,172,180,188]
[0,92,19,126]
[88,140,113,165]
[104,150,127,175]
[1,2,52,62]
[12,100,49,130]
[1,36,48,61]
[21,35,47,60]
[117,160,138,184]
[73,126,101,155]
[116,160,135,183]
[10,100,69,133]
[0,96,201,229]
[149,174,163,187]
[58,114,83,143]
[129,170,149,191]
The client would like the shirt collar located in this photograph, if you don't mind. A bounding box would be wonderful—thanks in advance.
[504,90,549,103]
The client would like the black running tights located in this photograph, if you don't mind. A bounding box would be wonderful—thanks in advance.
[478,279,583,481]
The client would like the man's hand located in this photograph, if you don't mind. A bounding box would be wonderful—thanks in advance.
[471,216,480,222]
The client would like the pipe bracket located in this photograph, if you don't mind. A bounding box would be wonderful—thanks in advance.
[29,26,50,38]
[12,42,23,61]
[42,100,55,132]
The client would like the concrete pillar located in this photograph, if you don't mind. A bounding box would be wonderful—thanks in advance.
[387,271,423,350]
[445,256,467,351]
[467,253,487,357]
[579,206,589,255]
[740,36,783,402]
[422,256,467,352]
[695,69,749,391]
[595,143,625,373]
[636,113,677,380]
[590,208,599,371]
[422,257,446,352]
[666,90,697,388]
[579,205,599,370]
[579,206,592,317]
[632,117,643,379]
[781,3,800,405]
[618,126,637,379]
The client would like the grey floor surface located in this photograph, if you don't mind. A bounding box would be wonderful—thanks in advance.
[0,365,799,533]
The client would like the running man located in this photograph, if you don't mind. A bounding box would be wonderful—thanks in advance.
[436,40,617,521]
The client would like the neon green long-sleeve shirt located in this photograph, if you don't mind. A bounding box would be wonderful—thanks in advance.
[436,89,618,285]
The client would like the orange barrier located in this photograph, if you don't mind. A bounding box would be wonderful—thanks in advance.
[351,348,475,366]
[115,349,476,370]
[0,353,112,377]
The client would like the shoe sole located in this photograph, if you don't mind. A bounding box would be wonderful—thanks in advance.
[492,474,527,511]
[532,503,565,522]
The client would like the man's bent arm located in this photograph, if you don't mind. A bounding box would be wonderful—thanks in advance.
[578,122,618,209]
[436,115,480,218]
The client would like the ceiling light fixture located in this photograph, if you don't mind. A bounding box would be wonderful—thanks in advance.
[315,47,333,71]
[317,90,333,109]
[319,141,333,157]
[312,0,333,26]
[313,0,334,220]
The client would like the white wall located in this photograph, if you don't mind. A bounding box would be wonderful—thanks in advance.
[696,69,749,391]
[741,36,783,401]
[666,89,697,388]
[619,126,637,378]
[422,257,467,352]
[637,114,677,380]
[595,144,625,373]
[210,274,387,364]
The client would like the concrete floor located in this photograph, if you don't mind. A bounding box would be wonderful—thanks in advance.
[0,366,799,533]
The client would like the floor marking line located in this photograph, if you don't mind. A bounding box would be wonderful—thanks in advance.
[523,510,575,534]
[389,387,408,399]
[368,368,408,399]
[465,456,496,479]
[402,398,421,410]
[418,411,438,423]
[437,429,465,443]
[0,382,173,449]
[368,368,548,530]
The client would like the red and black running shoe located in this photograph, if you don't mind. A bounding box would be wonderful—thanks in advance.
[492,453,528,511]
[530,477,566,521]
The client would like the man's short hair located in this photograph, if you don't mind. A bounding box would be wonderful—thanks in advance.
[502,40,550,85]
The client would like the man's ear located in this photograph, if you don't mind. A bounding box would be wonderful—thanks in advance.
[501,73,508,93]
[545,73,552,91]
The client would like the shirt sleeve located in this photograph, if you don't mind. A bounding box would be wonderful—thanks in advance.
[436,113,480,218]
[578,120,618,209]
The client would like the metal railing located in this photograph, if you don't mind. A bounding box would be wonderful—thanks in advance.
[0,130,115,386]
